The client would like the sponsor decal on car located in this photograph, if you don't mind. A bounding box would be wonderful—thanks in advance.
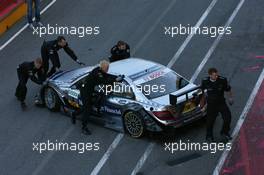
[100,106,121,115]
[129,65,161,81]
[68,90,79,99]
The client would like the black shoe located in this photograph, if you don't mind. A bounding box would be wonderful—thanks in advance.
[21,102,27,110]
[82,127,91,135]
[71,116,76,124]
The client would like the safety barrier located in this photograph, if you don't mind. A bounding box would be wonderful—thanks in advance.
[0,0,26,35]
[0,0,14,12]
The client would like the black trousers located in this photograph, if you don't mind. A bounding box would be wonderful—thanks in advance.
[206,102,231,138]
[81,91,106,127]
[41,46,60,78]
[81,95,93,128]
[15,69,28,102]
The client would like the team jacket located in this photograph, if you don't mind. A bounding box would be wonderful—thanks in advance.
[80,67,118,102]
[17,61,43,84]
[201,76,231,104]
[41,40,78,65]
[110,44,130,62]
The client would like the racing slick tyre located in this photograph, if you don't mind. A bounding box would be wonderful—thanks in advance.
[123,111,145,138]
[44,87,61,111]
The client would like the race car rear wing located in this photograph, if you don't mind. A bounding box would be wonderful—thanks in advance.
[169,85,203,105]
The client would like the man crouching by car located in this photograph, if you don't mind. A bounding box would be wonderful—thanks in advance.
[80,60,124,135]
[15,58,44,110]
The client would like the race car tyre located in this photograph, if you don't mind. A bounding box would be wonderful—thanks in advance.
[44,87,61,111]
[123,111,145,138]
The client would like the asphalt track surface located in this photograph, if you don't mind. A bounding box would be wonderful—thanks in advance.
[0,0,263,175]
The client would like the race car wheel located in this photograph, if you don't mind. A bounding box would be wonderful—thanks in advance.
[44,87,61,111]
[123,111,145,138]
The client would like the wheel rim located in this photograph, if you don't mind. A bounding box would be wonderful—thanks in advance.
[45,88,56,109]
[124,112,143,137]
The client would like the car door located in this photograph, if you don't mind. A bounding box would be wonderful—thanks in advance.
[98,81,136,131]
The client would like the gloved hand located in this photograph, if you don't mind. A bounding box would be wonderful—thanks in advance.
[76,60,85,66]
[228,98,234,106]
[116,75,125,82]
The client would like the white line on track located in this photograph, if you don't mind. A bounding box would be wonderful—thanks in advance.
[90,133,124,175]
[130,143,155,175]
[130,0,245,174]
[213,68,264,175]
[0,0,57,51]
[190,0,245,83]
[166,0,218,68]
[32,126,74,175]
[132,0,178,55]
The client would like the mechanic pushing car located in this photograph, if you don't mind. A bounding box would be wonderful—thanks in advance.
[41,36,85,78]
[109,41,130,62]
[201,68,234,142]
[15,58,44,110]
[79,60,124,135]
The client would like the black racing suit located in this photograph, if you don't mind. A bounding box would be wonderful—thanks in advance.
[41,39,78,77]
[80,67,118,128]
[15,61,44,102]
[109,43,130,62]
[201,76,232,139]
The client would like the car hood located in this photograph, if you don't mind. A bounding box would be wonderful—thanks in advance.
[151,83,197,105]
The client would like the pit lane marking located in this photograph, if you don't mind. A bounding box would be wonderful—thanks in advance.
[166,0,218,68]
[131,0,245,174]
[213,68,264,175]
[0,0,57,51]
[190,0,245,83]
[131,0,178,55]
[90,133,124,175]
[130,143,155,175]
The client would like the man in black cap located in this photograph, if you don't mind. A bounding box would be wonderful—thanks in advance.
[201,68,233,142]
[15,58,44,109]
[109,41,130,62]
[41,36,85,78]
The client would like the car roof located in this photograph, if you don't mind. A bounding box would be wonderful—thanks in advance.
[109,58,163,77]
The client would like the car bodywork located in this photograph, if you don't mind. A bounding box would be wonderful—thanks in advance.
[36,58,206,136]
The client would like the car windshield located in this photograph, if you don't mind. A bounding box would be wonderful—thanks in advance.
[136,70,189,99]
